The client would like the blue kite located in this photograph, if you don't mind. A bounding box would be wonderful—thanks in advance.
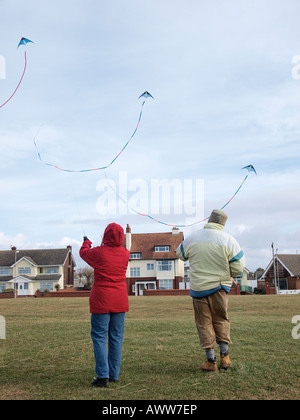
[0,37,34,109]
[33,92,151,172]
[17,37,34,48]
[242,164,257,175]
[139,91,154,99]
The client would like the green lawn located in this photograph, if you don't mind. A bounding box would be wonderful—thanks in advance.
[0,295,299,400]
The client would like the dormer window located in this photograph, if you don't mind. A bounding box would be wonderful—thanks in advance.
[130,253,142,259]
[154,246,170,252]
[18,267,31,275]
[45,267,59,274]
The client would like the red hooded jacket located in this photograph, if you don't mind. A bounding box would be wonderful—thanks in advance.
[79,223,130,314]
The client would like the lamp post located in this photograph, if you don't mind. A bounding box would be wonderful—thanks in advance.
[11,247,19,298]
[271,243,278,294]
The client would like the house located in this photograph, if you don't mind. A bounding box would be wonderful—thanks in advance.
[0,246,76,297]
[261,253,300,294]
[246,268,264,292]
[124,224,185,296]
[233,267,252,293]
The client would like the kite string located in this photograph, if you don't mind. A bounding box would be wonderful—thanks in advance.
[0,51,27,109]
[221,175,248,209]
[33,100,146,173]
[72,186,86,237]
[104,171,250,228]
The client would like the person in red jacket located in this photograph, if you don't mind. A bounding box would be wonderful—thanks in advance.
[80,223,130,388]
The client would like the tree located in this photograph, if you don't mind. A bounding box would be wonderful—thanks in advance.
[255,268,264,279]
[76,267,94,290]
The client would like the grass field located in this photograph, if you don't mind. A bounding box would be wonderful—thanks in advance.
[0,295,299,400]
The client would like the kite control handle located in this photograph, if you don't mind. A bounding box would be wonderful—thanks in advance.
[83,237,92,248]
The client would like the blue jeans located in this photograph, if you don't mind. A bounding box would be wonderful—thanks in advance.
[91,312,125,380]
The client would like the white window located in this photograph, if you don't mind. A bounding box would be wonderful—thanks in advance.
[130,253,141,259]
[159,279,173,290]
[18,267,31,275]
[155,246,170,252]
[147,263,154,270]
[0,268,11,276]
[157,260,173,271]
[40,282,54,292]
[45,267,59,274]
[130,267,140,277]
[0,284,6,292]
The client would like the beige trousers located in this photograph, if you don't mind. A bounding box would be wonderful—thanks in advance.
[193,289,232,349]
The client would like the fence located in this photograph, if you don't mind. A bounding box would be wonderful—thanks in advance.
[36,290,90,298]
[279,290,300,295]
[0,292,15,299]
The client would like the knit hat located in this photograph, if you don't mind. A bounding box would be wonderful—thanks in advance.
[208,209,228,226]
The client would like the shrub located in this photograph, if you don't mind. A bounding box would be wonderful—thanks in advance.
[2,288,16,294]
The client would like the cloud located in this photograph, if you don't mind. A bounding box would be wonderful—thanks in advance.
[0,232,28,249]
[0,0,300,273]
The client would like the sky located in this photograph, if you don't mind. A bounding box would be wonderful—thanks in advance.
[0,0,300,271]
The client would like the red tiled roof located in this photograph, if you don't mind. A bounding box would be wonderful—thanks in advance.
[125,231,183,260]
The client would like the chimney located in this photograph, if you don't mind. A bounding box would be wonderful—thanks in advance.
[11,246,19,264]
[67,245,72,265]
[172,227,180,235]
[126,224,132,251]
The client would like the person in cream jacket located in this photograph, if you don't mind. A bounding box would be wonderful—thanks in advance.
[176,209,245,372]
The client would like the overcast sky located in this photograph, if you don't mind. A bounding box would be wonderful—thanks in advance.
[0,0,300,270]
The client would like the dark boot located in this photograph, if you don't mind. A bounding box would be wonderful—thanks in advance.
[91,377,109,387]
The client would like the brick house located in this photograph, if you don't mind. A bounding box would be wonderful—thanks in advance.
[0,246,76,297]
[261,254,300,294]
[124,224,185,296]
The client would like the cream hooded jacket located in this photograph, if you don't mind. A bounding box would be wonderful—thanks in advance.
[176,222,245,292]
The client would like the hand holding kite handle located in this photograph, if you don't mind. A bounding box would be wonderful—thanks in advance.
[83,236,92,246]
